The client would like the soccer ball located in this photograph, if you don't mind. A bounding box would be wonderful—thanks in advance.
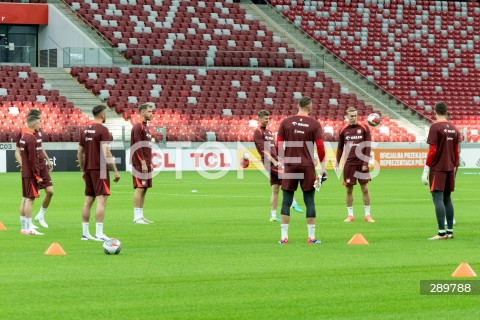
[103,238,121,255]
[240,152,250,168]
[367,113,382,127]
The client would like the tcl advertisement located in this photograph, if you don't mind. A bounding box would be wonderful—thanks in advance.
[0,3,48,25]
[126,144,237,172]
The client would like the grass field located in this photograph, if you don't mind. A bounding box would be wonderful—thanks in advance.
[0,169,479,320]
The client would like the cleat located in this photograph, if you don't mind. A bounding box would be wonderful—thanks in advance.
[291,204,303,213]
[94,234,110,242]
[428,234,448,240]
[278,238,288,244]
[307,238,321,244]
[81,234,96,241]
[344,216,354,222]
[269,217,281,222]
[364,215,375,223]
[34,216,49,228]
[134,218,149,224]
[446,234,454,239]
[141,217,154,224]
[21,230,29,235]
[28,229,44,236]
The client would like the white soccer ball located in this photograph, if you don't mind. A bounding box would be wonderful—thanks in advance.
[367,113,382,127]
[103,238,122,255]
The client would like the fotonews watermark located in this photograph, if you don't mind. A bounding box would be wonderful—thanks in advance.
[98,141,382,181]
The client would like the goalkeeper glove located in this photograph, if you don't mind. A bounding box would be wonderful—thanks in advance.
[421,165,430,185]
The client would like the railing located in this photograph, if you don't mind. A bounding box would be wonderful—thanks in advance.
[62,46,324,69]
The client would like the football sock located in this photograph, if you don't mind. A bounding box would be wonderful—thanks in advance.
[447,229,453,234]
[26,218,32,231]
[443,191,454,229]
[37,207,47,217]
[95,223,104,237]
[432,191,446,230]
[134,208,142,221]
[307,224,315,239]
[281,224,289,240]
[82,222,90,235]
[20,216,26,230]
[347,206,354,216]
[270,210,277,218]
[364,205,371,216]
[281,190,294,216]
[438,229,446,236]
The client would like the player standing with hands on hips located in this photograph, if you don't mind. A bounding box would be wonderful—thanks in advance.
[335,107,375,223]
[276,96,326,244]
[422,102,460,240]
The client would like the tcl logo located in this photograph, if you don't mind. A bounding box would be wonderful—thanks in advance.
[190,152,231,168]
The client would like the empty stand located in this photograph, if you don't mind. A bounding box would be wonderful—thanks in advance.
[70,66,417,142]
[0,66,88,142]
[271,0,480,132]
[64,0,309,67]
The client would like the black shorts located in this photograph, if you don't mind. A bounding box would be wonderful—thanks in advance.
[281,165,316,192]
[22,177,40,198]
[132,165,153,189]
[343,163,370,186]
[270,166,281,186]
[84,169,110,197]
[38,165,53,189]
[429,170,456,192]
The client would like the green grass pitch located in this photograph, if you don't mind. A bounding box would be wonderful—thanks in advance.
[0,169,479,319]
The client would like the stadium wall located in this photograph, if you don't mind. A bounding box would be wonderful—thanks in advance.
[1,142,479,173]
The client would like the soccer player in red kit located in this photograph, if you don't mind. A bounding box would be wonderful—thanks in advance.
[19,115,44,235]
[276,97,326,244]
[335,107,375,223]
[253,110,303,222]
[77,105,120,241]
[15,109,54,229]
[130,104,154,224]
[422,102,461,240]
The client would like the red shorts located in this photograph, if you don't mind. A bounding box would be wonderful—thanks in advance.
[22,177,40,198]
[270,166,281,186]
[343,163,370,186]
[38,165,53,189]
[84,169,110,197]
[281,165,316,191]
[429,170,456,192]
[132,165,153,189]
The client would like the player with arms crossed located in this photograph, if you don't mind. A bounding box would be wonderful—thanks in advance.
[19,115,44,235]
[422,102,460,240]
[253,110,303,222]
[335,107,375,223]
[130,104,154,224]
[276,97,326,244]
[77,105,120,241]
[15,109,54,228]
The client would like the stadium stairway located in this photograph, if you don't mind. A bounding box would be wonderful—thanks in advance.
[32,67,131,141]
[242,1,427,141]
[49,0,130,66]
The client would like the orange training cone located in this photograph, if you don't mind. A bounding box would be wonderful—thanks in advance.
[45,243,67,256]
[452,262,477,277]
[347,233,369,245]
[0,221,7,230]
